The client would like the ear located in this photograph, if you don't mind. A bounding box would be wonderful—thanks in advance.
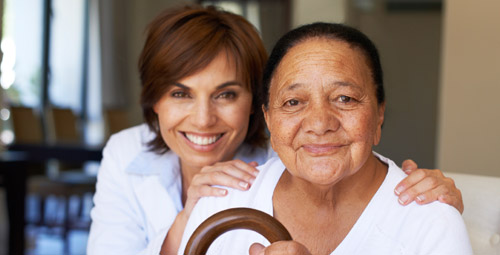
[153,103,159,114]
[262,104,276,151]
[262,104,270,132]
[373,102,385,146]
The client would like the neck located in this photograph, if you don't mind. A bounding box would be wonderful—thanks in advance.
[272,154,387,254]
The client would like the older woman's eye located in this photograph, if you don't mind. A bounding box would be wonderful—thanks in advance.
[339,95,353,103]
[284,99,300,106]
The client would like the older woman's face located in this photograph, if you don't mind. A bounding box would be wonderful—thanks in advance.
[264,38,385,186]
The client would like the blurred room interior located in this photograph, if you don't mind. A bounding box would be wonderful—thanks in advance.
[0,0,499,254]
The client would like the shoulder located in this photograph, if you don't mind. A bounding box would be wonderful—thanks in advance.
[100,124,176,175]
[103,124,153,160]
[373,152,464,222]
[370,153,472,254]
[105,124,153,152]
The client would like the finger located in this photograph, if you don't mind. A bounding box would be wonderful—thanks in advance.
[187,183,227,200]
[184,185,227,215]
[212,161,259,183]
[416,186,463,214]
[203,160,259,180]
[193,170,253,191]
[249,243,265,255]
[413,183,452,205]
[248,161,259,167]
[394,169,428,196]
[262,241,311,255]
[401,159,418,174]
[397,174,443,205]
[229,159,260,177]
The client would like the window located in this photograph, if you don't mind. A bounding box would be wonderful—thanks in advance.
[0,0,102,146]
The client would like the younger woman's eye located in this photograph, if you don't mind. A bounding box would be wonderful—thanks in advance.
[216,91,237,99]
[171,91,189,98]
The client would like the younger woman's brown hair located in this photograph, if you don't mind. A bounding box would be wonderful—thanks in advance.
[139,4,268,154]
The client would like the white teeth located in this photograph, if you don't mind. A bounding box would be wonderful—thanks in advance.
[185,133,221,145]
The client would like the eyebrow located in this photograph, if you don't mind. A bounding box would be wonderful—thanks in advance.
[173,81,242,90]
[282,80,357,91]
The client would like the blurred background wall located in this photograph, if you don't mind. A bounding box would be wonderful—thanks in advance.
[1,0,499,175]
[437,0,500,176]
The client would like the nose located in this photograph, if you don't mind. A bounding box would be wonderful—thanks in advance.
[190,97,217,128]
[302,100,340,135]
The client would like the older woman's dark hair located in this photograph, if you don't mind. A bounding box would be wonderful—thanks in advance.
[262,22,385,108]
[139,5,268,154]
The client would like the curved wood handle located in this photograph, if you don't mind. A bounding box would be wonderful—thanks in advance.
[184,207,292,255]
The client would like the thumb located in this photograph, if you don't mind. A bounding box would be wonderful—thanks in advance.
[401,159,417,174]
[249,243,265,255]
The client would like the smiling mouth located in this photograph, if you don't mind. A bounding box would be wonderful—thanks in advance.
[302,144,345,155]
[183,132,224,146]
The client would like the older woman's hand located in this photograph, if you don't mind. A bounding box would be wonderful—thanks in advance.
[249,242,311,255]
[394,159,464,214]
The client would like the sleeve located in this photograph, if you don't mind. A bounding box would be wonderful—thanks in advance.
[86,135,166,255]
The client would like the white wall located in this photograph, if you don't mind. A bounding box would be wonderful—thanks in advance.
[437,0,500,177]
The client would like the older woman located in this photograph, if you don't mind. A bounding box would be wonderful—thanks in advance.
[178,22,472,255]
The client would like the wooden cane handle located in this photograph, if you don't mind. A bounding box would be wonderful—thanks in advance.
[184,207,292,255]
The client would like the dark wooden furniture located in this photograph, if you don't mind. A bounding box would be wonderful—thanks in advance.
[0,144,102,255]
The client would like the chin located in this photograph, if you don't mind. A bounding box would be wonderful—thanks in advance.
[295,162,347,184]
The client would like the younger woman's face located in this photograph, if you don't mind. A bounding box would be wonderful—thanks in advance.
[154,52,253,170]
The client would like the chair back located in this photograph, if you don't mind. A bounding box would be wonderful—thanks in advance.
[10,106,43,144]
[49,108,81,144]
[104,108,130,138]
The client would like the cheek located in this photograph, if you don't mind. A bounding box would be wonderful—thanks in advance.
[156,103,183,131]
[343,110,380,145]
[269,113,301,150]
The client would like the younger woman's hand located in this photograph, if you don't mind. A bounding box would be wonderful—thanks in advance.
[249,242,311,255]
[394,159,464,213]
[161,160,260,254]
[183,159,259,216]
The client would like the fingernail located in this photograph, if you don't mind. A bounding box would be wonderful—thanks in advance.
[219,189,227,195]
[398,194,409,205]
[404,169,411,174]
[416,194,425,202]
[395,185,404,195]
[239,181,249,189]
